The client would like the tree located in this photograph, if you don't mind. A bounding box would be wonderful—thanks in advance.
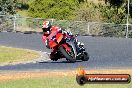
[78,0,85,3]
[28,0,79,20]
[105,0,125,7]
[16,0,32,10]
[77,2,102,22]
[16,2,29,10]
[98,4,126,24]
[0,0,17,15]
[129,0,132,18]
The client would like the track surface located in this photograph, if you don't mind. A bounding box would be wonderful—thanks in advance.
[0,32,132,71]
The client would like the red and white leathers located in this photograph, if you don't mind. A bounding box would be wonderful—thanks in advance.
[42,26,74,48]
[42,25,75,60]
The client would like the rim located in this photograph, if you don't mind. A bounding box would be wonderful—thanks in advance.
[67,48,75,58]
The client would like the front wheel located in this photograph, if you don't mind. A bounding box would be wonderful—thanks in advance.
[59,46,76,63]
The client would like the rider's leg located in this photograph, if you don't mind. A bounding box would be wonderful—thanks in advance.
[74,39,85,54]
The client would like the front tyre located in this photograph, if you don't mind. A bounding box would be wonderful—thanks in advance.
[59,46,76,63]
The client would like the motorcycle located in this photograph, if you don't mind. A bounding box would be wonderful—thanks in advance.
[47,31,89,63]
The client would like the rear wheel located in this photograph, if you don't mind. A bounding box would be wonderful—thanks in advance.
[59,46,76,63]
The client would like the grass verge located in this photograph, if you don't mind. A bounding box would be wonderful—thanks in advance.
[0,74,131,88]
[0,46,40,64]
[0,70,131,88]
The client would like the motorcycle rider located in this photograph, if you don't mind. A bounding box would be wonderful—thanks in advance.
[42,20,84,60]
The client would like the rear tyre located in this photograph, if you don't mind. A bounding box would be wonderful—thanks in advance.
[59,46,76,63]
[81,52,89,61]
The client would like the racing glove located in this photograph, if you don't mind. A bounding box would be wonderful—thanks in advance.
[45,39,50,49]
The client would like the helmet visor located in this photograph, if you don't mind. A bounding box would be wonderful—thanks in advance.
[42,28,49,32]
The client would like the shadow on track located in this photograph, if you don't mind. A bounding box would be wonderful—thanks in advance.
[38,60,83,64]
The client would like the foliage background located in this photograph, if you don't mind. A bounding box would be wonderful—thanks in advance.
[1,0,132,38]
[0,0,132,24]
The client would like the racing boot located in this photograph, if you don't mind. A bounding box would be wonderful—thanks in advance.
[50,52,59,61]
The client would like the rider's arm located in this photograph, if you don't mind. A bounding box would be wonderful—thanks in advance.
[42,34,50,49]
[42,34,47,43]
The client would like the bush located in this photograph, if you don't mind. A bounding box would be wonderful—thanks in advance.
[28,0,79,20]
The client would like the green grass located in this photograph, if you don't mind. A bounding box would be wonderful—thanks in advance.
[17,10,28,17]
[0,76,131,88]
[0,46,40,63]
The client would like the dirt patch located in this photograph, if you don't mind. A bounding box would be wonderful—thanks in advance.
[0,71,75,81]
[0,69,132,81]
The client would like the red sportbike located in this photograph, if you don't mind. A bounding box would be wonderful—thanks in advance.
[48,32,89,63]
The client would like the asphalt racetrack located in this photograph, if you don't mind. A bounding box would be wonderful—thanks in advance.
[0,32,132,71]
